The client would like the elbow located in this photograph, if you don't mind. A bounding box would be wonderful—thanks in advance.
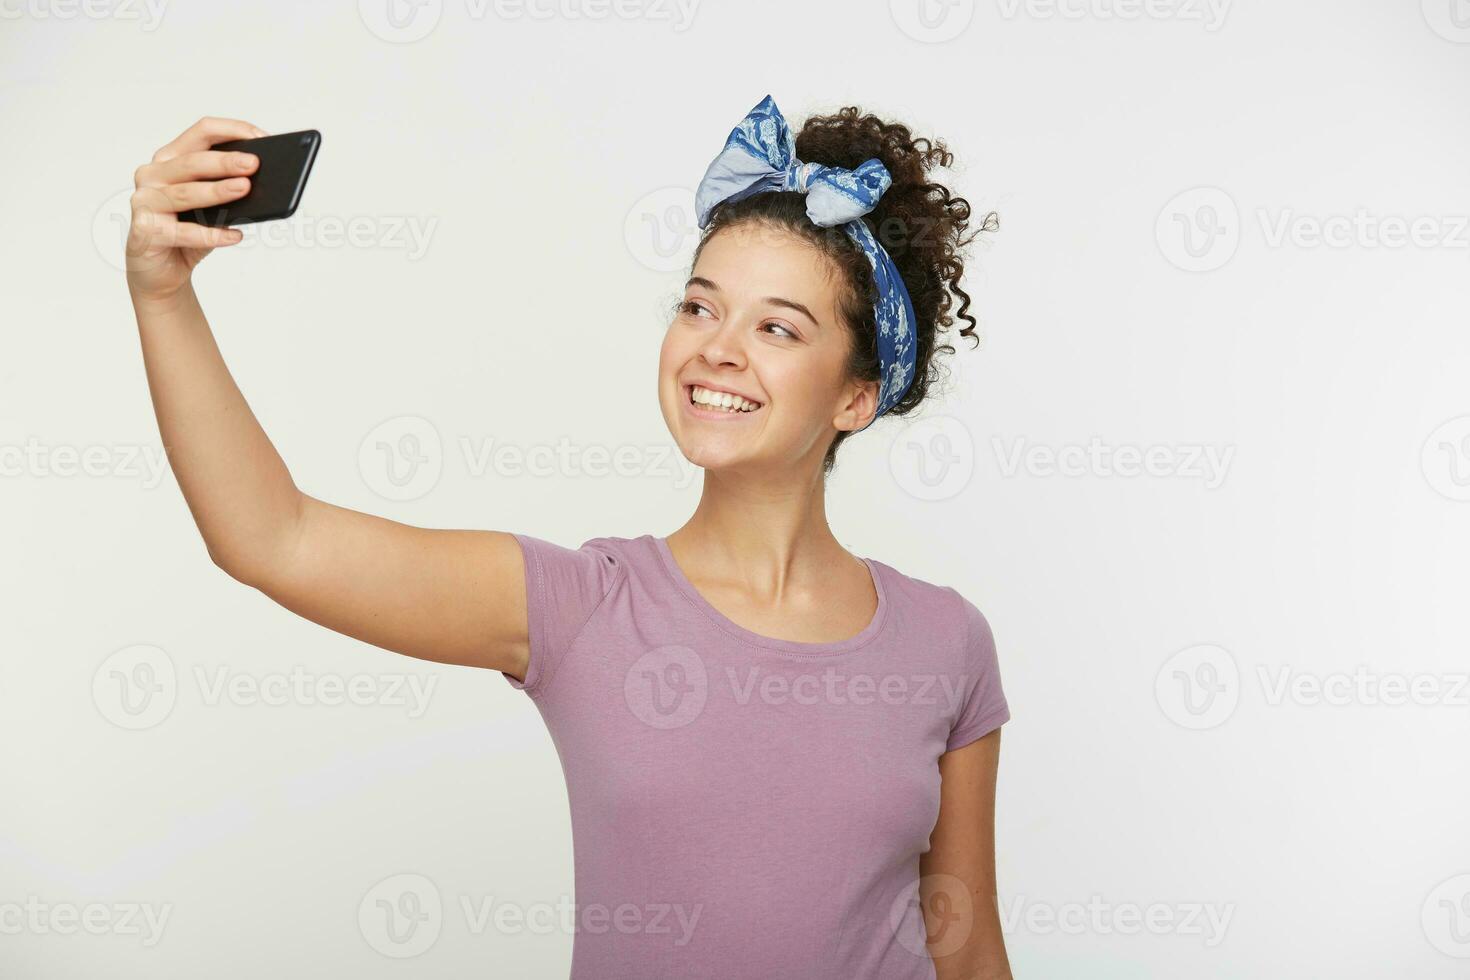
[207,541,261,587]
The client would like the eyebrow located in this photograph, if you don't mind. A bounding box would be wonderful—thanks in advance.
[684,276,819,328]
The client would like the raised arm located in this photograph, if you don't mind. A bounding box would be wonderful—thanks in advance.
[126,116,530,679]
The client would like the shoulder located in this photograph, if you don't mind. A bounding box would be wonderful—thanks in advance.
[867,556,996,654]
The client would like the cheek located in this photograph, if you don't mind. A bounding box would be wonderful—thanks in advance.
[657,333,682,382]
[760,357,827,426]
[657,330,692,403]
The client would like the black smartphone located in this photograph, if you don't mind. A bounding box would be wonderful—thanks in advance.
[182,129,321,227]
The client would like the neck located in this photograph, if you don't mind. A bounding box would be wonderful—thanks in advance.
[667,464,851,598]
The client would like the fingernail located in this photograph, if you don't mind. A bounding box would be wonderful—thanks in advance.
[253,128,268,137]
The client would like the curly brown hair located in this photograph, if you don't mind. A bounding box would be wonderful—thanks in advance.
[687,100,997,474]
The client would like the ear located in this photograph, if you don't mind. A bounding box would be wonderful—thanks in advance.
[833,379,879,433]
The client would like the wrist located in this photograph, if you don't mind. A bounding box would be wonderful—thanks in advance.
[130,281,197,320]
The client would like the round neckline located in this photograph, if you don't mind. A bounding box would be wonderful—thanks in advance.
[651,534,889,658]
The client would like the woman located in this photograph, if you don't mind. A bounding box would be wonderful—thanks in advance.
[125,95,1011,979]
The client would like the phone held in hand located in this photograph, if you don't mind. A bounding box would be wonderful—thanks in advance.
[183,129,321,227]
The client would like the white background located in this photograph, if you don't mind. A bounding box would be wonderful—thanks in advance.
[4,0,1469,976]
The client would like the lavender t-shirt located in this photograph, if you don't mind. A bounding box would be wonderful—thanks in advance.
[503,533,1009,979]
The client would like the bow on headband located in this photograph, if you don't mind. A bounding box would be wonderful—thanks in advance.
[693,94,918,425]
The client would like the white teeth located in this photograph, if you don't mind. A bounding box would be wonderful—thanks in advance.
[690,385,761,413]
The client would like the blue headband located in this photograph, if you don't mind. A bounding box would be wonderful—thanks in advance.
[693,94,918,426]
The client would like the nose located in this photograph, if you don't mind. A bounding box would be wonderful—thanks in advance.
[695,315,749,371]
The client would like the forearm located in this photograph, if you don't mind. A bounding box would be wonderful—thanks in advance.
[132,282,300,581]
[929,889,1013,980]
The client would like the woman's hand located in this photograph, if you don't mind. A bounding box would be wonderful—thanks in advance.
[126,116,267,305]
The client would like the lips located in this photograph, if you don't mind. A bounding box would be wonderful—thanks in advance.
[682,383,764,420]
[685,383,763,414]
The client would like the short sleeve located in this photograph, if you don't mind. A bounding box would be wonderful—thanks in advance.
[945,599,1010,753]
[504,533,623,699]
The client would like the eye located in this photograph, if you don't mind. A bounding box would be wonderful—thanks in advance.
[679,300,796,339]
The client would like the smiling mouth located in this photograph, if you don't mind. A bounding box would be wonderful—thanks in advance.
[686,384,763,414]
